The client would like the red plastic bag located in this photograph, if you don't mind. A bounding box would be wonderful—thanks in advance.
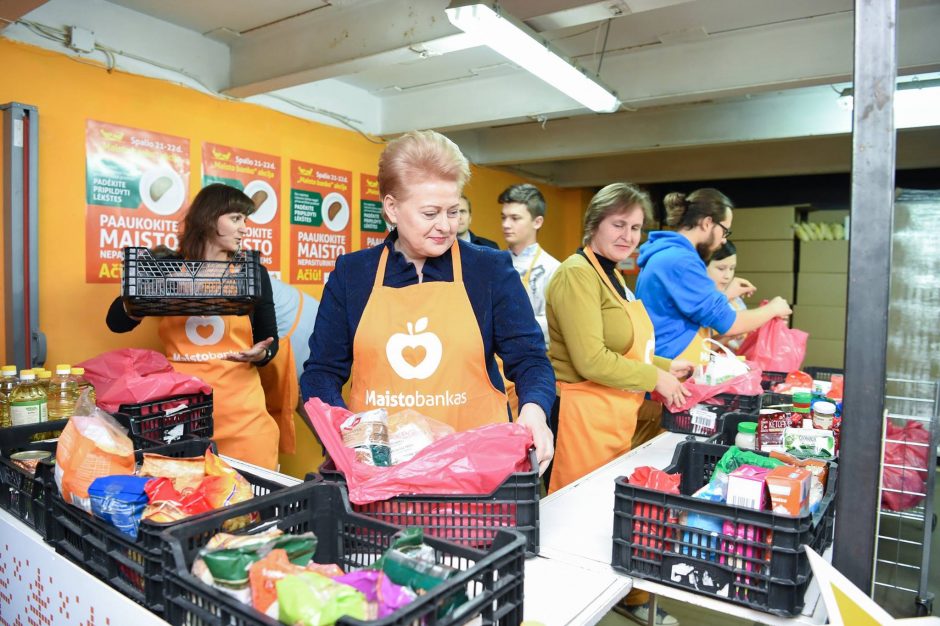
[629,466,681,493]
[737,317,808,373]
[78,348,211,412]
[304,398,532,504]
[881,421,930,512]
[628,467,680,557]
[652,365,763,413]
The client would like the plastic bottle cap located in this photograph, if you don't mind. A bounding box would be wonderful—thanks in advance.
[71,367,85,375]
[20,370,35,380]
[38,371,52,379]
[737,421,758,434]
[56,364,71,374]
[2,365,16,374]
[793,391,813,403]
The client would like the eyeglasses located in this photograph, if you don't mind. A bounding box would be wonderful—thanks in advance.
[715,221,732,238]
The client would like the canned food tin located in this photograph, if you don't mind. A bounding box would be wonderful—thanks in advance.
[9,450,52,475]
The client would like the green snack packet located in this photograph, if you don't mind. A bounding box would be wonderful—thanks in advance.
[714,446,785,476]
[198,531,317,588]
[277,571,368,626]
[273,534,318,566]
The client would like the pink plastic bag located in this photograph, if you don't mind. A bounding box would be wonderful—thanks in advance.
[78,348,211,412]
[882,421,930,512]
[737,317,808,373]
[304,398,532,504]
[651,366,763,413]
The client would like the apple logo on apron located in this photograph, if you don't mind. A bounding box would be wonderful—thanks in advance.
[386,317,443,380]
[185,316,225,346]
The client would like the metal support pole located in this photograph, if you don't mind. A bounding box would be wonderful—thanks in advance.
[832,0,897,592]
[2,102,44,369]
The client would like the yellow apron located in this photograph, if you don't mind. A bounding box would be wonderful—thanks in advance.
[549,248,656,493]
[160,314,279,469]
[348,242,508,431]
[501,244,544,418]
[258,299,302,455]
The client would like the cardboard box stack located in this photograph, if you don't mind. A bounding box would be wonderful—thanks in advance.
[732,206,800,304]
[793,210,849,368]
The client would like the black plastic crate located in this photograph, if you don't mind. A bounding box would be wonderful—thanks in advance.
[122,246,262,317]
[163,481,526,626]
[760,392,794,410]
[705,412,760,447]
[662,392,760,437]
[760,370,788,391]
[113,392,213,448]
[48,438,286,615]
[804,366,844,383]
[312,449,540,556]
[0,419,68,537]
[612,440,838,616]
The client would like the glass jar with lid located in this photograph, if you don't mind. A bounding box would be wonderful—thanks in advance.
[735,421,758,450]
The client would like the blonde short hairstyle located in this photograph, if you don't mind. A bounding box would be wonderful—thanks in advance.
[582,183,653,245]
[377,130,471,203]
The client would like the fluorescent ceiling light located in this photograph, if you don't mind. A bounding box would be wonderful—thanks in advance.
[838,78,940,129]
[445,2,620,113]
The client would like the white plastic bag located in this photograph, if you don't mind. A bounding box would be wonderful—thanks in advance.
[693,338,750,385]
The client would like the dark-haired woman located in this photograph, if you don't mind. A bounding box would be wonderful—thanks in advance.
[636,188,791,364]
[106,183,282,468]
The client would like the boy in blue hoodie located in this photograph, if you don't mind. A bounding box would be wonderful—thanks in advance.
[636,188,791,361]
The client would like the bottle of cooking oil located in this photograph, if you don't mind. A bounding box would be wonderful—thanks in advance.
[70,367,96,406]
[0,365,18,428]
[48,364,77,419]
[9,369,48,427]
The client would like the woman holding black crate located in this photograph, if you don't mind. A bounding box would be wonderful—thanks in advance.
[106,183,284,469]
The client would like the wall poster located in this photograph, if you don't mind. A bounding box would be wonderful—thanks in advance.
[289,160,351,284]
[359,173,387,249]
[202,142,282,276]
[85,120,189,283]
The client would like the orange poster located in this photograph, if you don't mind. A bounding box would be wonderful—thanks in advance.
[202,142,282,276]
[85,120,189,283]
[359,173,387,249]
[289,160,351,285]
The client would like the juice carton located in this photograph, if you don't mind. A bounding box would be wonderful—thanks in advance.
[765,465,812,517]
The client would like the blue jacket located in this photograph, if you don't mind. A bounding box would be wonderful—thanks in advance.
[299,232,556,417]
[635,231,737,359]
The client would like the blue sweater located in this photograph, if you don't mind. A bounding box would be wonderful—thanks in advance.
[636,232,737,359]
[299,232,556,417]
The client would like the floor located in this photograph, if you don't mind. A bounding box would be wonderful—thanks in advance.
[596,597,756,626]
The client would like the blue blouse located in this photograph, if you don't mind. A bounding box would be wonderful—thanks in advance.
[299,232,556,417]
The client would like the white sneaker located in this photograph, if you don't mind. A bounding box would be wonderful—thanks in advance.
[612,601,679,626]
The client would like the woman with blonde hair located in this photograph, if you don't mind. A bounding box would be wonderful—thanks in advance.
[301,130,555,471]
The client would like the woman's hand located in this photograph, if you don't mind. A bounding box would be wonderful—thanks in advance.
[654,368,691,410]
[726,277,756,300]
[669,359,695,380]
[516,403,555,476]
[224,336,274,363]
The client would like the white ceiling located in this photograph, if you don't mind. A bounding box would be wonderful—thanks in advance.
[6,0,940,185]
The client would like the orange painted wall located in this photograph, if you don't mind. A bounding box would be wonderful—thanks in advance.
[0,39,587,370]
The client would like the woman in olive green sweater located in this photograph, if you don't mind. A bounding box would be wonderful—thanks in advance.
[546,183,692,492]
[546,183,694,625]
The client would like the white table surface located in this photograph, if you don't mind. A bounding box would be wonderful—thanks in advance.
[539,431,830,626]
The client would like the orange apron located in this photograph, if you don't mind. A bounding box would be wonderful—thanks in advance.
[676,327,711,365]
[348,242,508,431]
[549,248,656,493]
[257,299,301,455]
[160,314,279,469]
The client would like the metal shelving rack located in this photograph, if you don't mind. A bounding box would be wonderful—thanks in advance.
[873,377,940,617]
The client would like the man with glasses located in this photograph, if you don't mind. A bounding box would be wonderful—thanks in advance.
[635,188,791,364]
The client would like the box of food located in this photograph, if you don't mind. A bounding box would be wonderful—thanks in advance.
[726,465,770,511]
[766,465,812,517]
